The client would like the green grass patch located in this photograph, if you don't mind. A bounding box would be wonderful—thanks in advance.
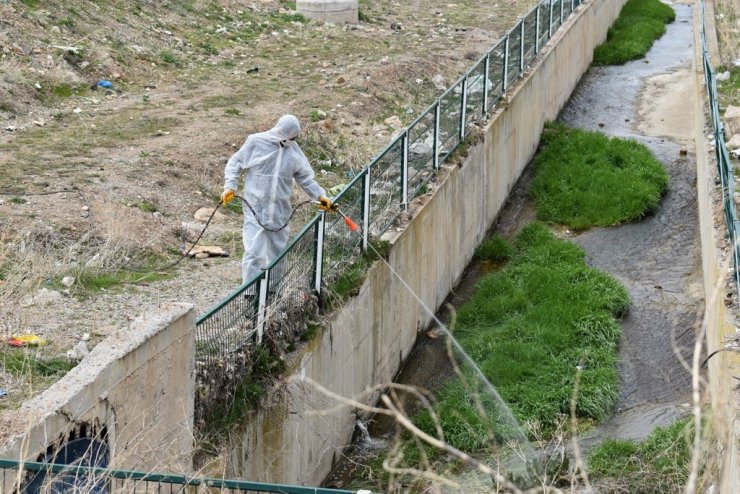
[588,419,691,492]
[2,349,76,378]
[159,51,183,66]
[134,201,158,213]
[9,196,27,204]
[224,108,241,116]
[718,66,740,107]
[474,235,512,262]
[416,223,629,446]
[73,269,170,293]
[531,123,668,230]
[20,0,40,7]
[592,0,675,66]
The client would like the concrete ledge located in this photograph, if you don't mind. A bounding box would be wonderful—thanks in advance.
[297,0,359,24]
[692,1,740,490]
[0,303,196,479]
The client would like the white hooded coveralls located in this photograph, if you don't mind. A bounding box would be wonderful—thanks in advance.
[224,115,326,284]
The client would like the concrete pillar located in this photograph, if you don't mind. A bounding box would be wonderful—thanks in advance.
[296,0,359,24]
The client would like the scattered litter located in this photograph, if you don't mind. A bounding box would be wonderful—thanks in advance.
[34,83,41,90]
[181,243,229,258]
[8,334,47,347]
[0,389,7,399]
[5,126,16,132]
[679,148,688,156]
[33,120,45,127]
[81,332,90,342]
[328,183,346,196]
[717,71,731,82]
[246,67,259,74]
[73,108,82,114]
[96,80,113,89]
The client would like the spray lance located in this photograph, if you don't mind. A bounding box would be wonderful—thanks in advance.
[315,200,359,232]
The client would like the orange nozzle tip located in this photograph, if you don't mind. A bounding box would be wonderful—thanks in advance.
[344,216,359,232]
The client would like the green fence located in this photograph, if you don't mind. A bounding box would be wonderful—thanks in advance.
[195,0,585,415]
[700,0,740,290]
[0,459,361,494]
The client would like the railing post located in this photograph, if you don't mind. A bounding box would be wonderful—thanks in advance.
[503,35,510,92]
[401,131,409,210]
[483,54,490,113]
[362,169,370,253]
[434,100,441,169]
[256,272,268,344]
[535,5,541,54]
[519,19,525,73]
[560,0,564,25]
[571,0,575,13]
[314,212,325,294]
[460,76,468,140]
[549,0,554,38]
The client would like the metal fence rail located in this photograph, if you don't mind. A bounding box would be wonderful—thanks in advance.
[0,459,359,494]
[194,0,585,416]
[700,0,740,291]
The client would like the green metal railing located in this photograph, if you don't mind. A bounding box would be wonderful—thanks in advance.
[0,459,361,494]
[700,0,740,291]
[195,0,585,414]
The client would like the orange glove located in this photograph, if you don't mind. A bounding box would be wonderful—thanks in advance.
[221,189,235,205]
[318,195,334,211]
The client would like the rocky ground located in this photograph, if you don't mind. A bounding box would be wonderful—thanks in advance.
[0,0,539,410]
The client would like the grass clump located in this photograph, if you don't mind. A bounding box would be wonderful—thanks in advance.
[531,123,668,230]
[588,419,691,492]
[718,66,740,107]
[3,349,76,378]
[592,0,675,66]
[474,235,512,262]
[416,223,629,445]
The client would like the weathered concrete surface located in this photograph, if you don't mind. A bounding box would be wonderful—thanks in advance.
[0,303,196,480]
[220,0,629,485]
[692,0,740,490]
[296,0,358,24]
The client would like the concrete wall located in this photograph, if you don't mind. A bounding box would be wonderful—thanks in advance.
[0,303,196,484]
[296,0,359,24]
[692,2,740,491]
[224,0,628,485]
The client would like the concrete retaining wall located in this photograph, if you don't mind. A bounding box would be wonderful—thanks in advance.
[0,303,196,482]
[223,0,628,485]
[692,2,740,491]
[296,0,358,24]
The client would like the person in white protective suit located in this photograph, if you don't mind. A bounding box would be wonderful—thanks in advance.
[220,115,333,285]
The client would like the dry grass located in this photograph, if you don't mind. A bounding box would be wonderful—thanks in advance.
[714,0,740,66]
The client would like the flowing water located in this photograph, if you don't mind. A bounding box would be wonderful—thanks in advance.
[325,1,702,489]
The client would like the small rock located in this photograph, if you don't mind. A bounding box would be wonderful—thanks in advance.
[390,22,402,30]
[384,115,402,128]
[194,207,225,222]
[432,74,446,90]
[81,333,90,342]
[598,123,605,128]
[5,126,16,132]
[66,340,89,361]
[34,83,41,90]
[335,75,346,84]
[679,148,688,156]
[61,276,75,287]
[81,205,89,211]
[50,26,61,35]
[73,108,82,114]
[80,211,90,218]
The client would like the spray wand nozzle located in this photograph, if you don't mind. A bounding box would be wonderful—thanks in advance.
[314,201,359,232]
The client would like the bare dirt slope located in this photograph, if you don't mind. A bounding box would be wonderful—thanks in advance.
[0,0,537,409]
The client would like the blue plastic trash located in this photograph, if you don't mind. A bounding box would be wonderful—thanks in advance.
[96,80,113,89]
[0,388,7,398]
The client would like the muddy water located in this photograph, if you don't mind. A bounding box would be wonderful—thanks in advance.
[325,1,702,487]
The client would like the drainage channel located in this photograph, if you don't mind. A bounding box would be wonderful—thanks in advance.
[324,0,702,489]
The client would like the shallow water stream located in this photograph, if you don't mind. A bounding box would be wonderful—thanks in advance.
[325,0,702,488]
